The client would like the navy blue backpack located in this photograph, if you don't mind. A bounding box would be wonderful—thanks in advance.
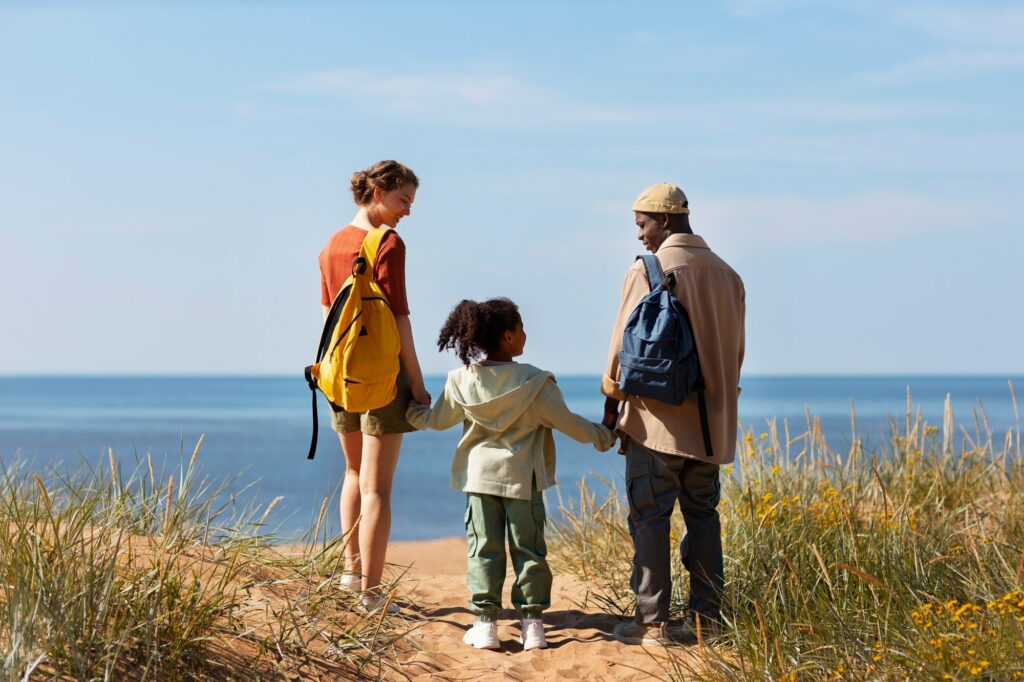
[618,254,714,457]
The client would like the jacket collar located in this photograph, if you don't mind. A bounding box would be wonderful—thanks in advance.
[657,233,708,252]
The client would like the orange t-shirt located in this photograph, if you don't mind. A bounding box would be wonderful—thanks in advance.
[319,226,410,316]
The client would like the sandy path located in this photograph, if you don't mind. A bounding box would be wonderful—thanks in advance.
[384,537,693,681]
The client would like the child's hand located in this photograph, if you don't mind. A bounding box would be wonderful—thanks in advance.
[594,424,616,452]
[405,400,429,430]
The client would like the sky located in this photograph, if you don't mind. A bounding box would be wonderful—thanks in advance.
[1,1,1021,376]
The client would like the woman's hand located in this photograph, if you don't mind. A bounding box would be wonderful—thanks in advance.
[411,380,432,406]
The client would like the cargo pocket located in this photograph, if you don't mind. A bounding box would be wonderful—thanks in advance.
[531,495,548,556]
[626,456,657,514]
[464,502,478,558]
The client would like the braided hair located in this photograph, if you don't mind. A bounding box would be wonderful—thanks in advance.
[437,298,522,365]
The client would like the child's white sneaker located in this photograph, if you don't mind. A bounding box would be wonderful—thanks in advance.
[339,571,361,591]
[462,619,500,650]
[520,617,548,650]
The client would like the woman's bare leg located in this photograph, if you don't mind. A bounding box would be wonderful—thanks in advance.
[358,433,403,593]
[338,431,363,575]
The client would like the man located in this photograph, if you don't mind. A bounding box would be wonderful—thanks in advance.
[602,182,745,645]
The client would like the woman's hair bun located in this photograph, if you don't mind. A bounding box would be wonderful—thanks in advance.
[350,170,372,205]
[349,160,419,206]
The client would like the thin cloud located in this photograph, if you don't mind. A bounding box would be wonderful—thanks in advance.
[699,191,1010,248]
[893,4,1024,46]
[736,95,961,122]
[271,69,523,107]
[262,68,964,134]
[724,0,839,18]
[264,68,649,128]
[861,49,1024,85]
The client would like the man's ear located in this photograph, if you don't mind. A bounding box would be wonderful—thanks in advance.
[659,213,672,230]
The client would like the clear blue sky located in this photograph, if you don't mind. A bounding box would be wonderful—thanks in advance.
[1,1,1021,376]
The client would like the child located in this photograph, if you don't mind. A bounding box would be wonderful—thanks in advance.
[406,298,615,651]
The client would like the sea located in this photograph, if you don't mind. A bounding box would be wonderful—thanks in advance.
[0,375,1020,541]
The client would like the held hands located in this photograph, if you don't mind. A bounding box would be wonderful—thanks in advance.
[600,397,622,453]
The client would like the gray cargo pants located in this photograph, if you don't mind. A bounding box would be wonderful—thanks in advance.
[625,439,723,624]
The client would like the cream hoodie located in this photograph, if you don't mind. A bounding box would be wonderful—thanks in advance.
[406,362,615,500]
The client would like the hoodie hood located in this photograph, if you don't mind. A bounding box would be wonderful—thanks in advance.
[448,363,554,432]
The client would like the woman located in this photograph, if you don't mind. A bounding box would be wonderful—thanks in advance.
[318,159,430,612]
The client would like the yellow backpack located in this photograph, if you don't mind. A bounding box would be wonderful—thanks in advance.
[305,227,401,459]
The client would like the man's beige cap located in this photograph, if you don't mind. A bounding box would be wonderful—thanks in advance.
[631,182,690,214]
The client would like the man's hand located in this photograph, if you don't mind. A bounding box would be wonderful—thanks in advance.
[602,397,621,430]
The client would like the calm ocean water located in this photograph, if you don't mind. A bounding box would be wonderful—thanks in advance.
[0,375,1020,541]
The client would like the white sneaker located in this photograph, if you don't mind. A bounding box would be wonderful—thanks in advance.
[520,617,548,650]
[462,619,500,650]
[359,593,400,615]
[339,571,361,591]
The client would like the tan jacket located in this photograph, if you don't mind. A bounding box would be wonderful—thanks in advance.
[601,234,745,464]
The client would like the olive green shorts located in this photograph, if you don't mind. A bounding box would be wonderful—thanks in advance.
[330,367,416,436]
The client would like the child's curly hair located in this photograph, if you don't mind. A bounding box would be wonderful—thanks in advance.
[437,298,522,365]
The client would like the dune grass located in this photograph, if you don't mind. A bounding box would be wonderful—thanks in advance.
[0,438,409,681]
[551,387,1024,680]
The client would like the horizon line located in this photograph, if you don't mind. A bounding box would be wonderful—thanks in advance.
[1,372,1022,380]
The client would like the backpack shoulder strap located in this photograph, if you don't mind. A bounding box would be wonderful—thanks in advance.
[357,227,394,273]
[305,365,319,460]
[697,385,714,458]
[637,254,665,292]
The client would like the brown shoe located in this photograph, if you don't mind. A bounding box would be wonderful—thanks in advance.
[612,620,675,646]
[668,613,723,644]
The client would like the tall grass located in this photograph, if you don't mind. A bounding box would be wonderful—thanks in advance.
[551,387,1024,680]
[0,440,409,681]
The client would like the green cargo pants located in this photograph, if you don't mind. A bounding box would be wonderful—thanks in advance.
[464,489,552,622]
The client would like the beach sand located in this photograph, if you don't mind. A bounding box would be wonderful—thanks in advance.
[384,537,696,681]
[33,534,696,679]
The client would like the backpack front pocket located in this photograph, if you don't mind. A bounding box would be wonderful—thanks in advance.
[619,352,676,403]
